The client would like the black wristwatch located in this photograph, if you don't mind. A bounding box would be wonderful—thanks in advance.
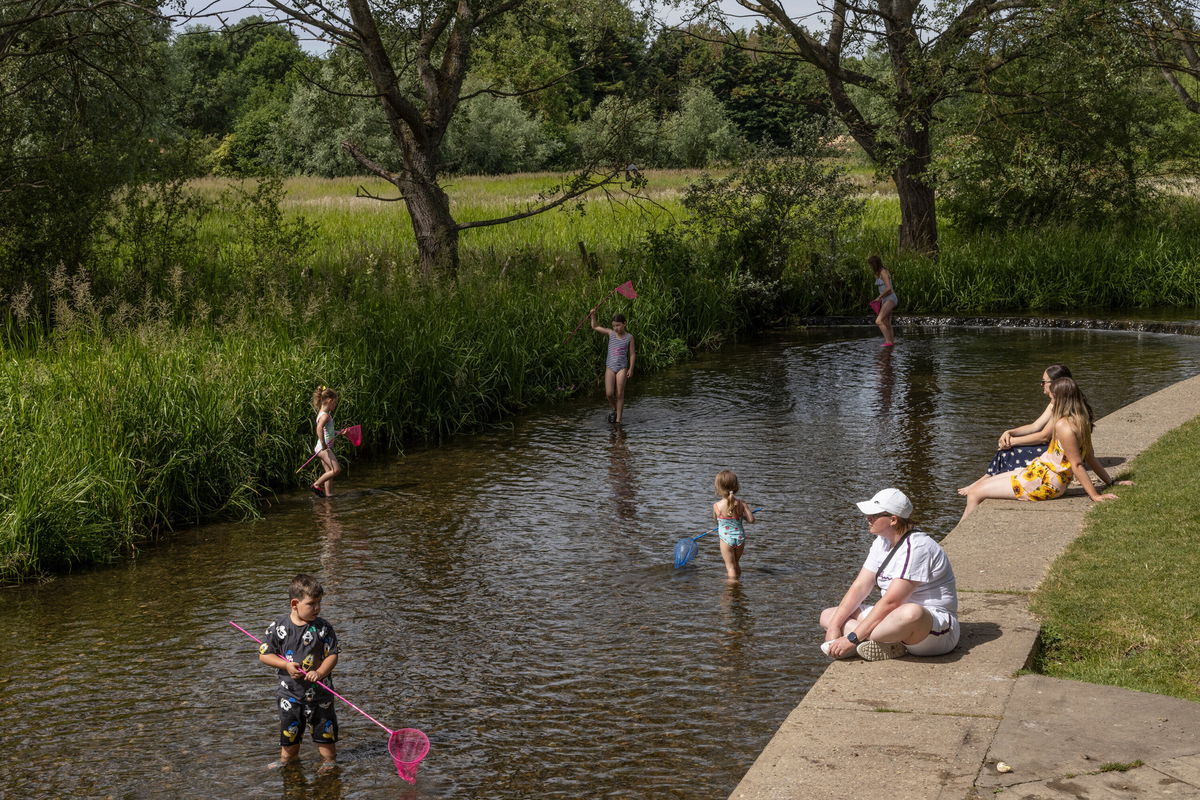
[846,631,860,645]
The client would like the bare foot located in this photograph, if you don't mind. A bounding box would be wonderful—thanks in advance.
[956,486,970,496]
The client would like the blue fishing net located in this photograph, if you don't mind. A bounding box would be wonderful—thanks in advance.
[674,537,698,568]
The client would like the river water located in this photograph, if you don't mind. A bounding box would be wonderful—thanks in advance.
[5,325,1200,800]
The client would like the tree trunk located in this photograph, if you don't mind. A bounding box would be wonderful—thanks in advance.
[403,178,459,278]
[893,114,939,254]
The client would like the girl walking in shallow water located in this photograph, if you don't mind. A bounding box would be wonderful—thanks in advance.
[591,310,635,424]
[869,255,897,346]
[311,386,343,497]
[713,470,755,581]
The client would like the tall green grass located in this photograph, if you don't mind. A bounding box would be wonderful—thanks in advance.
[844,197,1200,314]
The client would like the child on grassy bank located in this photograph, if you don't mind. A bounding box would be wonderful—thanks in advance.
[258,574,340,772]
[311,386,342,497]
[590,311,635,424]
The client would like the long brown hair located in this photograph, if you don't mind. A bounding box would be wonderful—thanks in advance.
[311,385,339,412]
[1049,377,1093,457]
[1044,364,1092,424]
[868,255,885,275]
[714,470,742,519]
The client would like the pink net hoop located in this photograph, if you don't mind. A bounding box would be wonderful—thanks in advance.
[388,728,430,783]
[340,425,363,446]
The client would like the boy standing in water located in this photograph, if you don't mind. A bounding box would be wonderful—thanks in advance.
[259,574,340,771]
[590,310,635,424]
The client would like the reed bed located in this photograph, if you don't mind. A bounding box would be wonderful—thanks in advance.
[4,172,1199,581]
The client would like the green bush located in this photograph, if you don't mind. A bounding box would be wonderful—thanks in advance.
[442,85,560,175]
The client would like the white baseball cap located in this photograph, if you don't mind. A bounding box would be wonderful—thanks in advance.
[855,488,913,519]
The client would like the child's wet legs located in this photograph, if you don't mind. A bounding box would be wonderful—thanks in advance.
[719,540,742,580]
[876,299,896,345]
[273,744,301,768]
[612,368,628,422]
[315,451,342,497]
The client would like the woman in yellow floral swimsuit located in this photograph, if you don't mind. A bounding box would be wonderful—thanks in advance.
[959,377,1132,521]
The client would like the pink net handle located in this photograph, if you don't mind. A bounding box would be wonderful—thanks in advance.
[389,728,430,783]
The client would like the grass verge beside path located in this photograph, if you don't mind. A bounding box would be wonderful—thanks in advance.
[1031,416,1200,701]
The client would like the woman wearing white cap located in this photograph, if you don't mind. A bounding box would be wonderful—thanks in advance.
[819,488,959,661]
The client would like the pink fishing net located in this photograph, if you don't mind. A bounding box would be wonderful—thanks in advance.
[388,728,430,783]
[340,424,363,447]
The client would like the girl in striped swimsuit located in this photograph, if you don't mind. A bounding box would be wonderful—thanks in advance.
[590,310,635,424]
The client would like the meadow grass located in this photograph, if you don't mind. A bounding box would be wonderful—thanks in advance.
[195,172,1200,315]
[1030,417,1200,701]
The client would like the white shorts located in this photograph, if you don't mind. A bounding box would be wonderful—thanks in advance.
[858,603,960,656]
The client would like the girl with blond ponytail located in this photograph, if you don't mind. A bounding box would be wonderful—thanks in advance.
[712,470,756,580]
[960,377,1132,520]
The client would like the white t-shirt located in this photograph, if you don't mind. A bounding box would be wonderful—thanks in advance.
[862,530,957,613]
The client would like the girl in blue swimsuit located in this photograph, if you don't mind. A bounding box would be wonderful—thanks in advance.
[590,311,635,424]
[713,470,755,581]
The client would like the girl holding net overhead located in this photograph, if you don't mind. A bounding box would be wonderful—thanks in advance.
[957,364,1076,497]
[959,377,1132,521]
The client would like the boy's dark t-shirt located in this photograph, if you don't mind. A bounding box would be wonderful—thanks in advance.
[260,614,340,699]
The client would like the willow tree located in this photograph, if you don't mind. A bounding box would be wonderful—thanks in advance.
[706,1,1050,253]
[255,0,640,277]
[1122,0,1200,114]
[1,0,168,289]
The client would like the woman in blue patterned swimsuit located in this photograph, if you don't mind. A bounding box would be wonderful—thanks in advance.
[713,470,755,581]
[591,310,636,424]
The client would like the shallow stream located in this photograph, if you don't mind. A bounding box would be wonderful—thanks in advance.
[5,325,1200,800]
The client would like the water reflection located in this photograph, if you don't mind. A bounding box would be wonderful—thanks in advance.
[4,326,1200,800]
[314,499,344,590]
[607,426,638,521]
[875,343,895,413]
[280,766,345,800]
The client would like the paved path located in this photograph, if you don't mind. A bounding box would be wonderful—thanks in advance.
[729,374,1200,800]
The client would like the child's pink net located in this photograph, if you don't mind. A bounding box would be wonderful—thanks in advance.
[340,425,363,446]
[388,728,430,783]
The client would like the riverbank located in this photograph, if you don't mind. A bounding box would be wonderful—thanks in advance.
[728,374,1200,799]
[1032,415,1200,700]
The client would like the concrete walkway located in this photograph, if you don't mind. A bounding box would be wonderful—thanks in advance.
[729,374,1200,800]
